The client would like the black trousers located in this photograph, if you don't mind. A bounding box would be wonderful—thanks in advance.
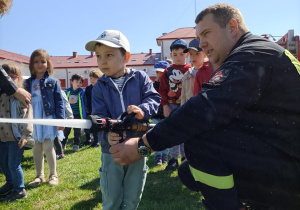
[53,137,63,155]
[62,115,81,146]
[178,141,300,210]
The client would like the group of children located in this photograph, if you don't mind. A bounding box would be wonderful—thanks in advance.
[0,29,213,209]
[153,38,214,169]
[0,49,103,202]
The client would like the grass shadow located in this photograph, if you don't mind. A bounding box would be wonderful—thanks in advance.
[70,178,103,210]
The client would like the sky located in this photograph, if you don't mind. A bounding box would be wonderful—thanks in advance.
[0,0,299,57]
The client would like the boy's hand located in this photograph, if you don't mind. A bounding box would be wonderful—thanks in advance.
[108,132,122,146]
[127,105,144,120]
[18,138,27,149]
[163,105,171,118]
[57,127,65,131]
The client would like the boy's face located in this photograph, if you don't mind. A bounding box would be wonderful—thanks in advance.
[155,71,163,79]
[90,76,98,86]
[71,79,82,90]
[170,48,189,65]
[95,45,129,78]
[189,49,205,69]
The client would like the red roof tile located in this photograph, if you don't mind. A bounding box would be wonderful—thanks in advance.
[0,49,30,64]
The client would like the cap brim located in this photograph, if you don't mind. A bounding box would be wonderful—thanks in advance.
[155,68,165,72]
[183,47,202,53]
[85,40,123,52]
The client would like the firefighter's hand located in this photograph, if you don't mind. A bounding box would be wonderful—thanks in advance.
[57,127,65,131]
[109,137,142,166]
[163,105,171,117]
[127,105,144,120]
[108,132,122,146]
[18,138,27,149]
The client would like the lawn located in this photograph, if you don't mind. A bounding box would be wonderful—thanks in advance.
[0,131,205,210]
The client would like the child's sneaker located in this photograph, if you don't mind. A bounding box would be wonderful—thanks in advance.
[28,176,46,187]
[154,156,162,166]
[73,145,79,152]
[2,189,27,202]
[56,154,65,160]
[0,183,13,197]
[165,158,178,170]
[91,142,100,148]
[49,175,58,186]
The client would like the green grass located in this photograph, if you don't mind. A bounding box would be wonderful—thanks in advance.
[0,131,205,210]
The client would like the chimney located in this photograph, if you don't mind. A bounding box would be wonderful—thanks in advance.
[73,52,78,58]
[91,52,94,57]
[149,49,152,55]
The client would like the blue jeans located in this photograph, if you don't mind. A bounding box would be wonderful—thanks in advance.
[0,141,25,191]
[152,118,169,158]
[167,104,185,159]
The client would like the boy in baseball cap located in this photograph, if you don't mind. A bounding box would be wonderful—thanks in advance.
[152,61,170,166]
[183,38,214,96]
[85,30,160,209]
[160,39,191,170]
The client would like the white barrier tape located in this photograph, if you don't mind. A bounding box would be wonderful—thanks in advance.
[0,118,92,129]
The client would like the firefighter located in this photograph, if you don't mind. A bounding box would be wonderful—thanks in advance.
[110,3,300,209]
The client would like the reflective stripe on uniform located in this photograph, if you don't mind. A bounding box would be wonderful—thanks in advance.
[189,165,234,189]
[285,50,300,75]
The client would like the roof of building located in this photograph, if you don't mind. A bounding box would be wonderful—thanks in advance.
[0,49,30,64]
[51,52,98,68]
[156,27,196,46]
[127,50,161,66]
[51,50,161,68]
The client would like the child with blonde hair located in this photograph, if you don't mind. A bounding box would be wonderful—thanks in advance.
[25,49,65,187]
[0,60,33,201]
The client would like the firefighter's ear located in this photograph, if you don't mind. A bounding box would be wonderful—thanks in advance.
[185,52,189,58]
[227,18,239,37]
[170,53,173,58]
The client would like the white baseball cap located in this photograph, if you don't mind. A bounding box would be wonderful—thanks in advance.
[85,30,130,52]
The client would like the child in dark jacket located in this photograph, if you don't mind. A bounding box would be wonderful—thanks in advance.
[152,61,170,166]
[83,68,103,147]
[62,74,87,152]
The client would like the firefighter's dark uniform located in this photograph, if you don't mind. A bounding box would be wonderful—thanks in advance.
[146,32,300,210]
